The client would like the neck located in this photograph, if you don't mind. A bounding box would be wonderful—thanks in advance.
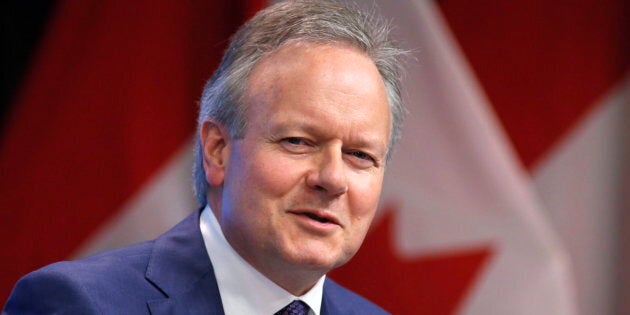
[260,262,325,296]
[222,228,327,296]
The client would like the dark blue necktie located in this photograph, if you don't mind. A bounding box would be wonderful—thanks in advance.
[275,300,309,315]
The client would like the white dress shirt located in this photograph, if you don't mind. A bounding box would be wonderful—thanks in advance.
[200,205,324,315]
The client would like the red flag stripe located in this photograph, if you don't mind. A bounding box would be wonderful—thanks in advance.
[438,0,629,168]
[0,0,257,299]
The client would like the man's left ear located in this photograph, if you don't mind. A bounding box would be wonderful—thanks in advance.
[200,119,231,187]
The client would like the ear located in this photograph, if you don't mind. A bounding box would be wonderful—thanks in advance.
[200,119,231,187]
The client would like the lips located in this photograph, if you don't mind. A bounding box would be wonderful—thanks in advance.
[289,209,341,226]
[305,212,330,223]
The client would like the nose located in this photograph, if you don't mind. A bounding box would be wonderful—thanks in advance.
[306,148,348,196]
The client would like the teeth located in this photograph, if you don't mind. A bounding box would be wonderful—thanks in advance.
[305,213,329,223]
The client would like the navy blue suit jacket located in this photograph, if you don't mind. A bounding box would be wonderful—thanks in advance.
[3,209,389,314]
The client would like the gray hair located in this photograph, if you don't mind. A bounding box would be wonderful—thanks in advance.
[193,0,407,205]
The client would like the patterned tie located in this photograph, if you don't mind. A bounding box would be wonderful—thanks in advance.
[274,300,309,315]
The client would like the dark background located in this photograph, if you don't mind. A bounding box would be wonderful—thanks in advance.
[1,1,57,134]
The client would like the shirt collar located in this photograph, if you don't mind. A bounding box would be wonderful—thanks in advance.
[199,205,324,315]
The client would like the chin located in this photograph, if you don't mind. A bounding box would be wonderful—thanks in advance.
[283,252,338,272]
[294,250,355,273]
[280,239,359,272]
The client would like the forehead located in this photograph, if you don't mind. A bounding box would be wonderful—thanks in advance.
[244,41,389,113]
[250,42,375,84]
[243,42,391,151]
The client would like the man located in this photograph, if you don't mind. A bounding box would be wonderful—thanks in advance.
[3,1,406,314]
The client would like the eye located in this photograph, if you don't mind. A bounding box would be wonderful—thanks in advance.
[350,151,372,160]
[279,137,313,153]
[346,150,377,168]
[283,137,306,145]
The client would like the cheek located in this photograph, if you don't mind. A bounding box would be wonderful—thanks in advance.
[250,153,305,197]
[350,174,383,216]
[346,176,382,241]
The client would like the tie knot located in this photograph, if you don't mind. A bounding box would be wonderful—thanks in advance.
[275,300,309,315]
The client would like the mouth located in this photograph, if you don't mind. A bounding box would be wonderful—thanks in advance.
[305,212,331,223]
[289,210,341,226]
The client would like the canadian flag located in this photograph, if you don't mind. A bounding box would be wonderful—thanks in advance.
[333,1,628,314]
[1,1,627,314]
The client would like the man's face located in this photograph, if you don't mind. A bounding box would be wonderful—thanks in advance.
[208,42,390,282]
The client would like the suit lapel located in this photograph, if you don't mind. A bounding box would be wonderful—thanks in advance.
[321,279,344,315]
[144,209,224,315]
[147,281,223,315]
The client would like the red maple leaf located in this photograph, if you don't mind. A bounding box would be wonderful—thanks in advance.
[330,206,493,315]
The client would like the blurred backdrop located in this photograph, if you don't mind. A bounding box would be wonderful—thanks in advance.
[1,1,628,314]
